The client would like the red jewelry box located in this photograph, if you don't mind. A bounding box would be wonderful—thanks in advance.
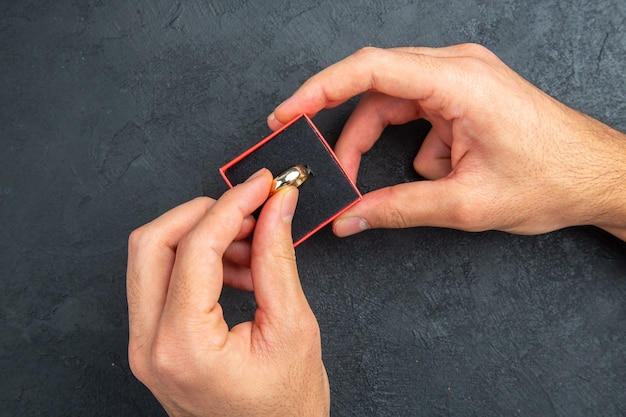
[220,114,362,246]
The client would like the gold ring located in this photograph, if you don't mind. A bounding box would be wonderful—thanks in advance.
[270,165,311,195]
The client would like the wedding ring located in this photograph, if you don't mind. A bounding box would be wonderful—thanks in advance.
[270,165,311,195]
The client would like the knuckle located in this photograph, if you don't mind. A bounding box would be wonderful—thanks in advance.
[150,335,182,381]
[128,340,149,383]
[190,195,216,213]
[457,44,502,75]
[413,151,428,173]
[128,196,215,253]
[304,318,322,341]
[455,43,500,65]
[292,311,321,342]
[352,46,384,63]
[354,45,380,56]
[127,226,149,254]
[459,42,491,56]
[192,195,213,205]
[462,54,493,76]
[128,224,164,256]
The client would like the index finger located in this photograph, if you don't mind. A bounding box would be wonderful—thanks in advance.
[127,197,216,343]
[161,169,272,329]
[268,46,463,129]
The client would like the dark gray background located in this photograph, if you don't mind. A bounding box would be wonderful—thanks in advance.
[1,1,625,416]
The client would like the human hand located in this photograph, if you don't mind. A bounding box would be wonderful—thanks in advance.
[269,44,626,240]
[126,169,330,417]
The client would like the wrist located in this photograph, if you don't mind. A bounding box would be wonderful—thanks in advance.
[568,113,626,240]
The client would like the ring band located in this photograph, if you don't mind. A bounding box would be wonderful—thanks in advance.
[270,165,311,195]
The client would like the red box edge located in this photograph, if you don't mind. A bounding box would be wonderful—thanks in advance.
[292,196,361,247]
[219,114,305,182]
[219,113,363,247]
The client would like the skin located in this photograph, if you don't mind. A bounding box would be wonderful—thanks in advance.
[127,44,626,417]
[127,169,330,417]
[269,44,626,241]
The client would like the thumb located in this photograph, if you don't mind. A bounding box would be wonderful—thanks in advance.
[332,180,465,236]
[250,186,315,332]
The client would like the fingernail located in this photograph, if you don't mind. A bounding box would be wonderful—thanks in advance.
[267,111,285,130]
[280,186,299,223]
[245,168,267,183]
[333,217,369,237]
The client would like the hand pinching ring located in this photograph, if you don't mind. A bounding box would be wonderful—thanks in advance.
[270,165,311,196]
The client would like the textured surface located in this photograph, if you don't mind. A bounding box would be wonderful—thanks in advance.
[1,1,625,416]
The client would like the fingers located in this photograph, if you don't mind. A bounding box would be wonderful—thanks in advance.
[235,215,256,241]
[269,47,425,128]
[268,45,480,183]
[413,128,452,180]
[248,186,315,338]
[268,46,470,130]
[332,180,467,237]
[160,169,272,340]
[223,239,253,291]
[127,197,216,344]
[334,92,421,181]
[222,215,255,290]
[223,260,253,292]
[224,239,252,269]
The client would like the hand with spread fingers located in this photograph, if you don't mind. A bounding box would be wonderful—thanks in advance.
[126,169,330,417]
[269,44,626,241]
